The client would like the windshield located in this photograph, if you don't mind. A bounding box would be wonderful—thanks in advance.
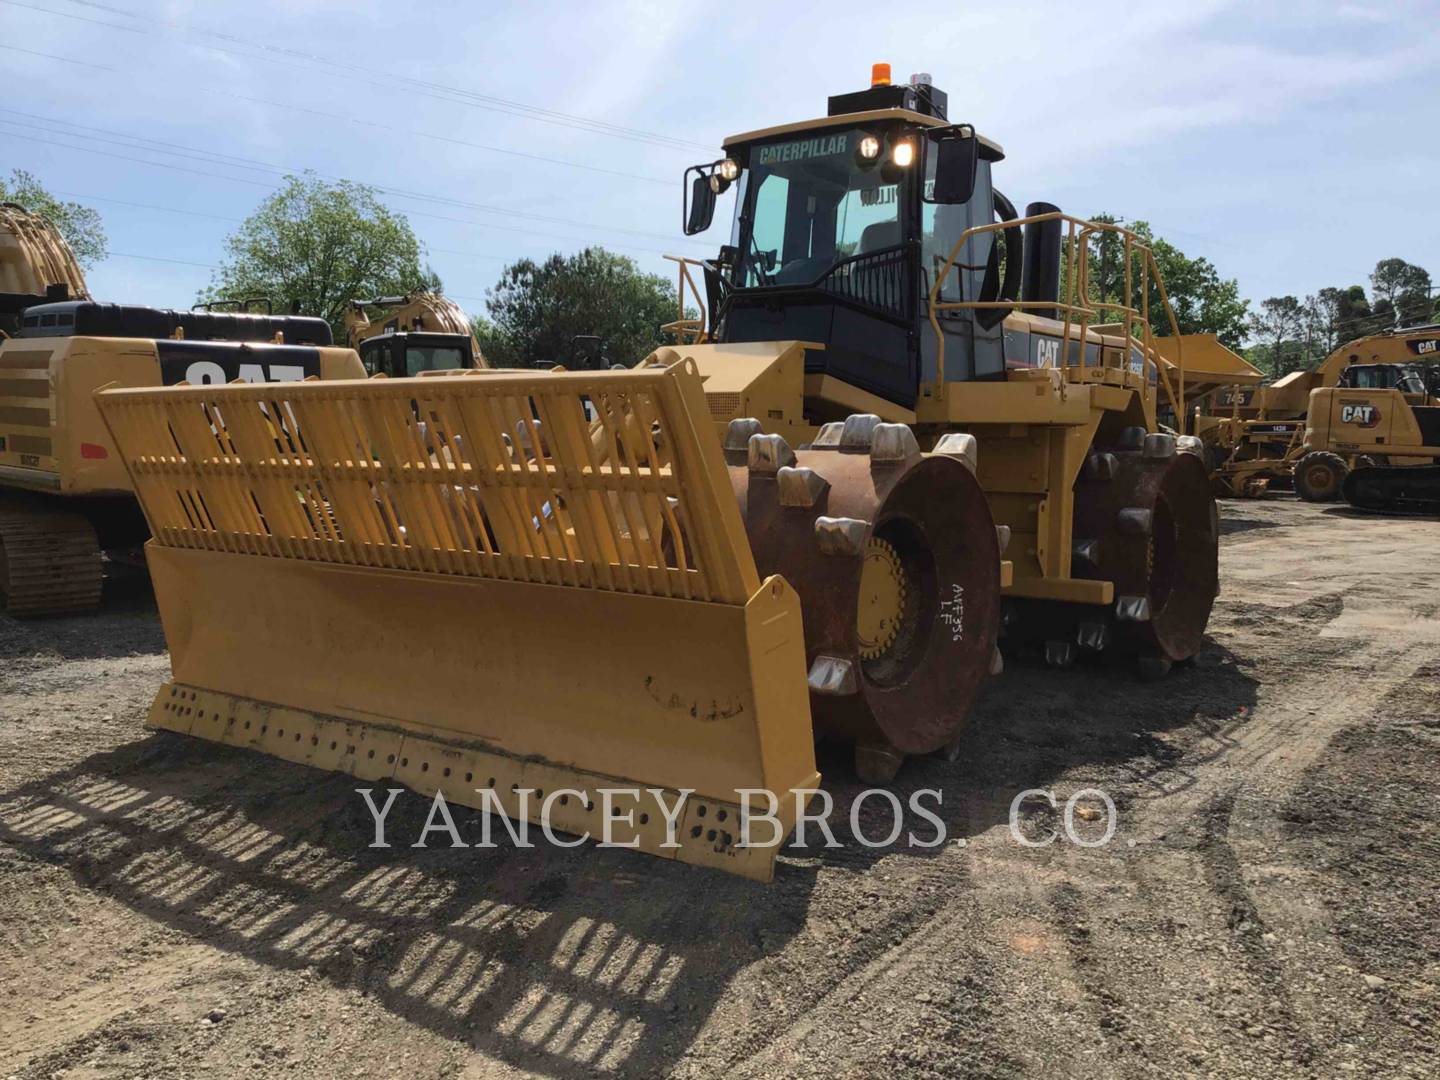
[735,127,904,288]
[405,345,465,376]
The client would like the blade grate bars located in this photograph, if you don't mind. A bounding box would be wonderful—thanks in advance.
[97,363,760,605]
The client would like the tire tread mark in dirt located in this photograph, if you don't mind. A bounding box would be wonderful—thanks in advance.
[1198,790,1319,1066]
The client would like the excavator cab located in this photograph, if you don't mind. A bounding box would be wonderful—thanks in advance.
[356,330,477,378]
[1339,362,1433,405]
[345,292,487,374]
[1339,363,1421,391]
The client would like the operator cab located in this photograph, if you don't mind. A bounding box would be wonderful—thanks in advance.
[683,65,1043,411]
[1339,362,1429,396]
[357,331,477,378]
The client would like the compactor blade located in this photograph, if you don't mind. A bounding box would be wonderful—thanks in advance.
[97,361,818,880]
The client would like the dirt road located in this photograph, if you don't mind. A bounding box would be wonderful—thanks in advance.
[1,497,1436,1079]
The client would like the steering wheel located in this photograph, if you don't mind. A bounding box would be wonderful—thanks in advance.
[748,234,774,287]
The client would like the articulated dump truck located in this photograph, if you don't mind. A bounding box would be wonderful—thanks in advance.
[95,67,1220,881]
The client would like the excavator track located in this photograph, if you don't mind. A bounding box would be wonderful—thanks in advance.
[1342,464,1440,516]
[0,500,103,617]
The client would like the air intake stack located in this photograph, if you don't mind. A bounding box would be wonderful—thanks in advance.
[1022,201,1063,321]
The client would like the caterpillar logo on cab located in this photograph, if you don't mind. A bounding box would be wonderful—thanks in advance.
[1341,403,1380,427]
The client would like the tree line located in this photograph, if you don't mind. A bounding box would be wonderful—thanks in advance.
[1246,260,1435,376]
[5,171,1433,379]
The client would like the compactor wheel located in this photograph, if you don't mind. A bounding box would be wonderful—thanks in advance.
[857,536,907,661]
[0,502,103,618]
[727,415,1002,781]
[1011,431,1218,674]
[1294,451,1348,503]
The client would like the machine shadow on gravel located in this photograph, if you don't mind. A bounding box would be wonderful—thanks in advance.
[796,638,1259,873]
[0,636,1256,1072]
[0,734,816,1079]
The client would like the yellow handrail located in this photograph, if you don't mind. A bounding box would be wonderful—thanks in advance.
[662,254,709,345]
[926,212,1188,433]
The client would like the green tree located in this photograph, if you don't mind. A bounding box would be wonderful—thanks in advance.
[1247,295,1306,376]
[1064,215,1248,347]
[1369,258,1432,328]
[203,173,436,335]
[1318,284,1372,345]
[0,169,107,269]
[479,248,679,368]
[1148,237,1249,347]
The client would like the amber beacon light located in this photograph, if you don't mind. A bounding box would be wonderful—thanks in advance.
[871,62,891,86]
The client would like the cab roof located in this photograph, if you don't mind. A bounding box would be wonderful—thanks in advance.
[722,108,1005,161]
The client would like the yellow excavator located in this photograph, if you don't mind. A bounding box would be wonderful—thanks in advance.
[0,204,364,616]
[97,65,1220,880]
[344,291,486,376]
[1192,325,1440,496]
[1297,343,1440,512]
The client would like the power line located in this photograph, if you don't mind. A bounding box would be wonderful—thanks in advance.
[50,187,696,271]
[0,113,712,249]
[0,44,671,187]
[53,190,244,223]
[109,251,218,269]
[4,129,277,188]
[5,0,717,154]
[33,143,708,264]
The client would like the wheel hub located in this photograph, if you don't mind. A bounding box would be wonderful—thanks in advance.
[856,536,906,660]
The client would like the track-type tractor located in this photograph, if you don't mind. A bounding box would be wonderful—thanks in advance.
[98,66,1220,880]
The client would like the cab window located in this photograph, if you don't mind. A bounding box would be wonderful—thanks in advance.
[738,127,902,288]
[922,150,992,302]
[359,341,387,376]
[405,346,465,376]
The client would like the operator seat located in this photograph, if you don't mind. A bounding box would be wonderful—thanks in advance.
[859,221,901,253]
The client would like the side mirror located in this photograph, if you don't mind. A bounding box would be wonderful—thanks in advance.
[926,126,979,205]
[684,165,718,235]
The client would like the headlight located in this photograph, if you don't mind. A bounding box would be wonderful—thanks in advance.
[891,140,915,168]
[718,157,740,181]
[858,135,881,160]
[708,174,729,194]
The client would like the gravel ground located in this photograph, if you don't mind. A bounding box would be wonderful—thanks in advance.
[0,497,1436,1079]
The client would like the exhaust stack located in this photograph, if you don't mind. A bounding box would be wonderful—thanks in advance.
[1022,201,1063,321]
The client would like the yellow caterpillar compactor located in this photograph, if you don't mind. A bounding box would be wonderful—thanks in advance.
[1192,325,1440,497]
[0,204,363,616]
[344,291,487,377]
[96,67,1220,880]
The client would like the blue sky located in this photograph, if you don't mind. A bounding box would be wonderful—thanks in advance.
[3,0,1437,330]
